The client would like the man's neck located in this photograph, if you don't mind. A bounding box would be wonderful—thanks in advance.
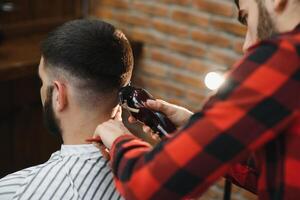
[61,109,113,145]
[276,6,300,33]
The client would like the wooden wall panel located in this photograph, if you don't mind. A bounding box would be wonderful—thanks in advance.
[31,0,63,19]
[0,0,31,24]
[0,75,61,177]
[0,81,13,177]
[0,0,81,178]
[0,0,83,38]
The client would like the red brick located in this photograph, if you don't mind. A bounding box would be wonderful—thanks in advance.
[150,48,187,68]
[215,178,226,188]
[239,189,257,200]
[171,71,205,89]
[139,61,168,78]
[132,2,169,17]
[200,186,223,200]
[113,12,152,27]
[232,183,244,193]
[158,0,191,6]
[99,0,129,9]
[93,7,114,19]
[167,38,205,57]
[207,48,240,67]
[233,38,245,54]
[171,8,210,27]
[192,0,234,17]
[152,19,189,38]
[211,18,247,36]
[191,29,231,48]
[184,59,211,74]
[140,76,185,97]
[130,29,164,46]
[136,82,165,99]
[115,24,132,36]
[186,89,206,103]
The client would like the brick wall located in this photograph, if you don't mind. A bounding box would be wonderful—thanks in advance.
[90,0,256,200]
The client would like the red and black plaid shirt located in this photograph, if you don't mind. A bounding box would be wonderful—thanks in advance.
[110,24,300,200]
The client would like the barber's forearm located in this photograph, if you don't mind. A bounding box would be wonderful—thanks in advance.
[110,135,152,179]
[107,41,297,200]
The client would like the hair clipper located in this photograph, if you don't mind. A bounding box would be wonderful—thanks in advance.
[118,85,176,138]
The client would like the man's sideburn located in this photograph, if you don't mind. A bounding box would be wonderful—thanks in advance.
[43,86,63,139]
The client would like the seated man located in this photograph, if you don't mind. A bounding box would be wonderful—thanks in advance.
[0,19,133,199]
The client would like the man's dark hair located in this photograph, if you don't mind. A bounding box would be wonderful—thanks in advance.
[41,19,133,97]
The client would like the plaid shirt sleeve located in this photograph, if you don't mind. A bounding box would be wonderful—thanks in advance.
[110,37,300,199]
[225,156,258,194]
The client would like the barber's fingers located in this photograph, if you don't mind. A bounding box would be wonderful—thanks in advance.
[142,125,152,134]
[142,126,161,141]
[93,140,111,160]
[146,99,173,115]
[128,99,171,123]
[100,145,111,160]
[146,99,161,110]
[128,115,137,123]
[113,105,122,121]
[151,133,160,141]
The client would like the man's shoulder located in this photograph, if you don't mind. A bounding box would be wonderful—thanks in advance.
[0,151,62,199]
[0,165,44,200]
[0,161,52,186]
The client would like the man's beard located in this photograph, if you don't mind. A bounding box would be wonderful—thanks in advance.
[256,0,278,40]
[43,86,63,139]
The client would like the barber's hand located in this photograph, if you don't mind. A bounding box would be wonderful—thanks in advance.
[129,99,193,134]
[94,107,131,149]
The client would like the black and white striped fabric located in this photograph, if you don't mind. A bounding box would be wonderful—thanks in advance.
[0,144,122,200]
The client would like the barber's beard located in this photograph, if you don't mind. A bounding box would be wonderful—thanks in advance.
[43,86,63,139]
[256,0,278,40]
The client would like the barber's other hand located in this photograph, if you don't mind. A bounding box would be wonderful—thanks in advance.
[94,108,131,149]
[129,99,193,133]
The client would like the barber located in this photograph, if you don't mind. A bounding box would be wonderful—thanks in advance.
[94,0,300,199]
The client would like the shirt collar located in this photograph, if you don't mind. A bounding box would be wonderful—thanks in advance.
[59,144,100,157]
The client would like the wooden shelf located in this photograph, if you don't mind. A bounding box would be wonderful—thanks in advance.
[0,34,45,81]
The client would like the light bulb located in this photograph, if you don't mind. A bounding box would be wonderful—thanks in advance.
[204,72,225,91]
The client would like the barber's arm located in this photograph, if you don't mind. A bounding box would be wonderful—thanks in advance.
[95,40,299,199]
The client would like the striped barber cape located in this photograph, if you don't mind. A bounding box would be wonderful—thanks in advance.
[0,144,122,200]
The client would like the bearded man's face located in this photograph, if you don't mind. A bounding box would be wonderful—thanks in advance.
[237,0,278,52]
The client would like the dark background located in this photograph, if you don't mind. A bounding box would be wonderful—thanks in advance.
[0,0,82,178]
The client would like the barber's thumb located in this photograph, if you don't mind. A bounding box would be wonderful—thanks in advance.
[146,99,163,111]
[114,105,122,121]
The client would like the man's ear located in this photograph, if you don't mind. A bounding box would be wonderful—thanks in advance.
[274,0,288,12]
[53,81,68,112]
